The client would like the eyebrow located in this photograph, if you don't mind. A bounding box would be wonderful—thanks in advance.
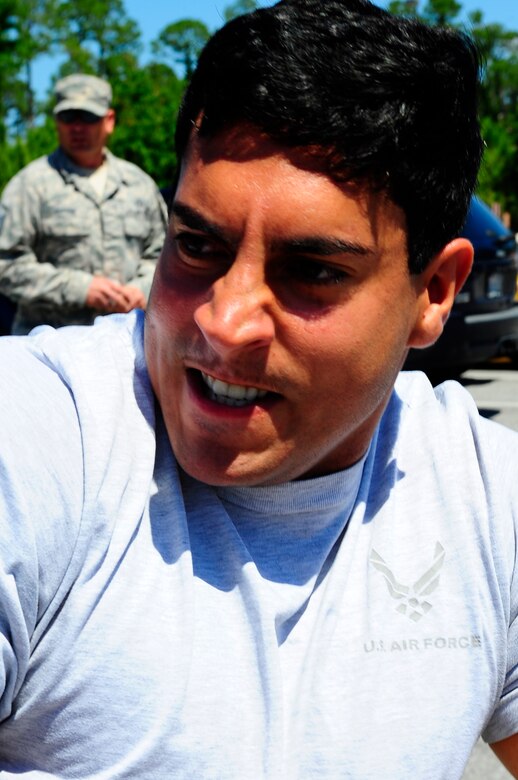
[276,237,372,257]
[172,203,229,243]
[172,201,374,258]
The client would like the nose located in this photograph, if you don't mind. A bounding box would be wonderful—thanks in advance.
[194,264,275,358]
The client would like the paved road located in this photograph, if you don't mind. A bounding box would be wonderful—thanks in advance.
[463,741,512,779]
[445,360,518,779]
[460,360,518,433]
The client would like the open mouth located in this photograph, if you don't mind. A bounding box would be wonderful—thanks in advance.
[191,369,275,408]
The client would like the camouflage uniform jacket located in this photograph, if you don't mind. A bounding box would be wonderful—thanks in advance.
[0,147,168,334]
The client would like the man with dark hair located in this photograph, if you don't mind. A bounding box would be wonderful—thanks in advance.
[0,2,517,777]
[0,74,167,334]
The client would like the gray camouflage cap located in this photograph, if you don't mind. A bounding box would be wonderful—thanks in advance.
[53,74,112,117]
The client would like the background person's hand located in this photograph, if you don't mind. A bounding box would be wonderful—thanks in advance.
[120,284,147,311]
[85,276,132,313]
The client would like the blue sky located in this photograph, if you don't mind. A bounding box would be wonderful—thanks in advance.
[32,0,518,100]
[123,0,518,47]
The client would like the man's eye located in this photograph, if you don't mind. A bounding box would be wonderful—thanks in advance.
[288,258,349,286]
[174,232,219,259]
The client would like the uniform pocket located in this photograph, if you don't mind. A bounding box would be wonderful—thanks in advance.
[124,213,148,239]
[41,210,91,239]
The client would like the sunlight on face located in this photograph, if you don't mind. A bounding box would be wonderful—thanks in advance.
[145,128,423,486]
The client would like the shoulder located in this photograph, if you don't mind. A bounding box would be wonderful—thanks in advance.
[387,370,518,466]
[107,151,159,190]
[11,154,55,181]
[371,371,518,596]
[0,311,157,633]
[0,310,153,438]
[0,331,85,613]
[1,308,156,514]
[379,370,518,554]
[26,310,154,417]
[0,330,83,443]
[1,153,61,202]
[29,310,156,465]
[393,369,483,427]
[393,370,518,447]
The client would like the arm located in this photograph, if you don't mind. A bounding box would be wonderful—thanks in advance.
[0,169,94,308]
[0,339,83,721]
[491,733,518,777]
[124,185,168,302]
[478,421,518,771]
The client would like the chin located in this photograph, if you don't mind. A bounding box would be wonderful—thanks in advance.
[177,449,292,488]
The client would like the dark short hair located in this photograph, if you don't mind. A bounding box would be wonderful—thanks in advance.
[175,0,483,274]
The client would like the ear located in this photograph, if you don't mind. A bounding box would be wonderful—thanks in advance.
[105,109,116,134]
[407,238,473,349]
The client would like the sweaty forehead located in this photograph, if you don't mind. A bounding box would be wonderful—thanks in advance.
[178,128,408,249]
[181,129,359,216]
[183,124,344,178]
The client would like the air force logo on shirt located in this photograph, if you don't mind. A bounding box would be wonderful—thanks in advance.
[365,542,482,654]
[369,542,445,622]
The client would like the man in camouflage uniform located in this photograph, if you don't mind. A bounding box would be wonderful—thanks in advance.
[0,74,168,334]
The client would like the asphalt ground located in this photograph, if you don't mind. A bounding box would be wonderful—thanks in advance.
[460,359,518,433]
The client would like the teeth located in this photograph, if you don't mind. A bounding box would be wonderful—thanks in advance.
[201,372,268,406]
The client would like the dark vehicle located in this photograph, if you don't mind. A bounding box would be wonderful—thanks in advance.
[0,293,15,336]
[404,197,518,374]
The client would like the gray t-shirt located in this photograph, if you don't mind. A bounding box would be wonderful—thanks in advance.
[0,310,517,778]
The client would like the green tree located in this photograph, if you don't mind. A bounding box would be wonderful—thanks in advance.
[223,0,258,23]
[0,0,189,191]
[152,19,210,80]
[463,11,518,222]
[53,0,141,78]
[13,0,60,127]
[110,61,183,187]
[0,0,19,139]
[0,0,57,186]
[386,1,418,16]
[388,0,461,24]
[386,0,518,227]
[421,0,461,25]
[0,0,60,135]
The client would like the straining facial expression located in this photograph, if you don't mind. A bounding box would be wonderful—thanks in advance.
[145,127,469,486]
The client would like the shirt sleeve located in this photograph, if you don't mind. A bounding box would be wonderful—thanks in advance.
[0,169,92,308]
[0,337,84,721]
[126,183,168,300]
[480,420,518,744]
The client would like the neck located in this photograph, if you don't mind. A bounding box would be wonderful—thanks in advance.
[65,148,105,170]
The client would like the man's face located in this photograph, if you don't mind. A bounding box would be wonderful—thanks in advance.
[145,128,428,486]
[55,109,115,167]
